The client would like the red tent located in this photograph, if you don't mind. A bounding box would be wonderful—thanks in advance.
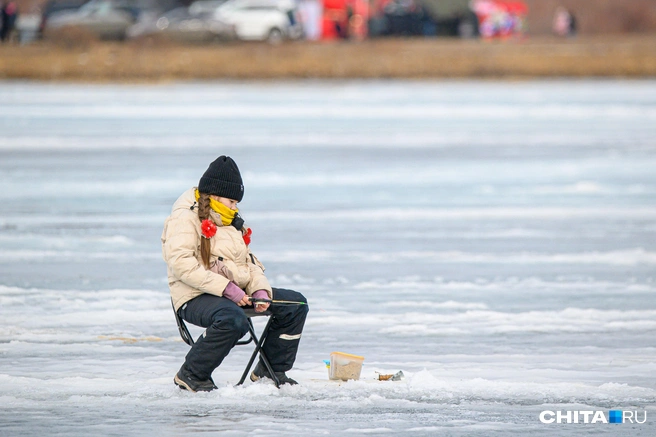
[504,1,528,16]
[321,0,369,40]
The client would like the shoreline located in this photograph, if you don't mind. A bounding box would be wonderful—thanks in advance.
[1,35,655,82]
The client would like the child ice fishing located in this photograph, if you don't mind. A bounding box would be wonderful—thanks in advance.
[161,155,308,392]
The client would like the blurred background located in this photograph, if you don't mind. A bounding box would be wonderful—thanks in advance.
[3,0,656,44]
[1,0,655,81]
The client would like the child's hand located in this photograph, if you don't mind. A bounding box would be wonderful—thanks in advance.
[236,294,251,307]
[251,289,271,312]
[254,301,270,313]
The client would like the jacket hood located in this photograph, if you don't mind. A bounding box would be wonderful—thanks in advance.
[171,187,197,213]
[170,187,227,226]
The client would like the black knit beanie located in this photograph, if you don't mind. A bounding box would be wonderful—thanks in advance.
[198,156,244,201]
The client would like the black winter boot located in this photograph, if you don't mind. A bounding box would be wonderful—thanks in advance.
[250,361,298,385]
[174,364,217,392]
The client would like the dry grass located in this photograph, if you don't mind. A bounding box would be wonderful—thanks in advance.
[1,35,656,81]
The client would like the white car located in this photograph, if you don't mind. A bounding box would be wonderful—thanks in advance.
[213,0,302,43]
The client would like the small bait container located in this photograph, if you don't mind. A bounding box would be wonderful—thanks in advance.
[329,352,364,381]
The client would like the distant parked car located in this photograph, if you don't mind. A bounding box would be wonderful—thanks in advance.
[127,6,235,43]
[213,0,302,43]
[369,0,479,38]
[44,0,138,40]
[188,0,228,15]
[418,0,479,37]
[39,0,89,36]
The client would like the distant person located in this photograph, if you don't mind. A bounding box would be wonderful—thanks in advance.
[0,1,18,42]
[568,10,577,36]
[345,3,353,38]
[553,6,575,37]
[329,10,347,39]
[161,155,308,392]
[0,1,4,39]
[0,0,17,42]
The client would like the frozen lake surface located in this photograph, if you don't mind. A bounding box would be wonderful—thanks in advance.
[1,80,655,436]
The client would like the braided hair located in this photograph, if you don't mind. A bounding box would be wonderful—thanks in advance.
[197,192,213,269]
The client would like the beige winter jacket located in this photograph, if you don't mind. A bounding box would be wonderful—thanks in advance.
[161,188,272,311]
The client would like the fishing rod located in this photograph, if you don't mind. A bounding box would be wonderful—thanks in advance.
[249,297,307,305]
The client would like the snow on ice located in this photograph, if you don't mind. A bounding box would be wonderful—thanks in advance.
[0,80,655,436]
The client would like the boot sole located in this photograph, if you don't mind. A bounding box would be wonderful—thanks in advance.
[174,374,196,392]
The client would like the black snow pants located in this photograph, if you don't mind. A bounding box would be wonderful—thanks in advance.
[178,288,308,380]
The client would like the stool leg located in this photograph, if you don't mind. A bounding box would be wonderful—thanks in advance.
[237,321,260,386]
[237,317,280,388]
[258,327,281,388]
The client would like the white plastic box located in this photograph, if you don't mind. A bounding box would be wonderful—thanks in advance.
[329,352,364,381]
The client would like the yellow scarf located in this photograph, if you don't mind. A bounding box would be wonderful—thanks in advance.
[195,189,237,226]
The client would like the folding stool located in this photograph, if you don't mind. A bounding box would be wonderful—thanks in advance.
[171,299,281,388]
